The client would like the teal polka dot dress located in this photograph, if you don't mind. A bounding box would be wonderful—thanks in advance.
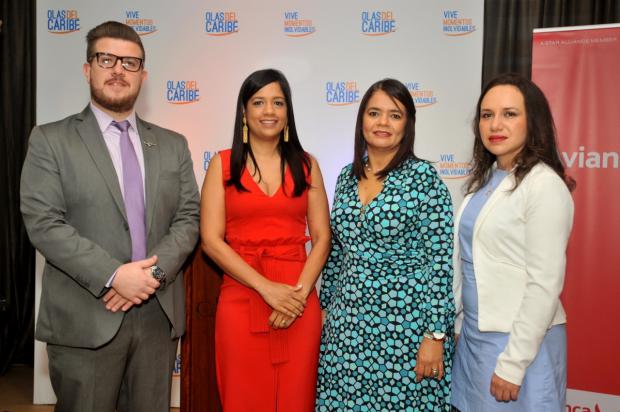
[316,158,455,411]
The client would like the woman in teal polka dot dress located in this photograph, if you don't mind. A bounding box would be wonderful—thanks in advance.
[316,79,455,411]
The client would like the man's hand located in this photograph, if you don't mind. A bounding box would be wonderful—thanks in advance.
[110,255,160,305]
[103,288,134,312]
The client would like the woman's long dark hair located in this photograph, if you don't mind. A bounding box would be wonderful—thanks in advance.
[466,73,575,194]
[352,78,420,180]
[227,69,310,197]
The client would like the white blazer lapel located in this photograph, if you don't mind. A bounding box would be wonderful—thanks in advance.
[472,171,515,238]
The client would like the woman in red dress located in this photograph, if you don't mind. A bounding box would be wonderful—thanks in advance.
[200,69,331,411]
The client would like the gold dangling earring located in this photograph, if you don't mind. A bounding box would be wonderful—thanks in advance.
[284,126,289,142]
[242,115,248,144]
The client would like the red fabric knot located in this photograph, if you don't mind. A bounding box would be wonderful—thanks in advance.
[232,242,307,365]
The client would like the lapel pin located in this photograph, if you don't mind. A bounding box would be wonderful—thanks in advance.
[143,141,157,147]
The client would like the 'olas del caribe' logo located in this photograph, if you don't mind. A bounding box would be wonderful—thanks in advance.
[326,81,360,106]
[442,10,476,36]
[203,151,217,171]
[283,11,316,37]
[205,11,239,36]
[172,354,181,377]
[361,11,396,36]
[166,80,200,105]
[407,82,438,108]
[125,11,157,36]
[47,9,80,34]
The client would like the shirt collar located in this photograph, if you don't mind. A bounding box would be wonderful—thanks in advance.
[491,161,516,173]
[89,102,138,134]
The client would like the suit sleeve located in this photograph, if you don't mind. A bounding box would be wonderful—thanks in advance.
[20,126,123,296]
[149,136,200,284]
[417,164,455,335]
[495,173,573,385]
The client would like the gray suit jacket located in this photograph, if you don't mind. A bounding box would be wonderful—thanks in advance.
[20,106,200,348]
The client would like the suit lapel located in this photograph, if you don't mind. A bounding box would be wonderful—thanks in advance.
[137,117,160,237]
[75,106,128,222]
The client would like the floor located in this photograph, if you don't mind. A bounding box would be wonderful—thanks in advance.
[0,365,180,412]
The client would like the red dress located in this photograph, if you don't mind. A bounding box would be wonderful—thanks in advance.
[215,149,322,411]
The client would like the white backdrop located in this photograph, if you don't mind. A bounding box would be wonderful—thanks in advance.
[36,0,483,405]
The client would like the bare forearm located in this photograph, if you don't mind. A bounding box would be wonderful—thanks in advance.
[296,236,331,298]
[201,237,268,291]
[202,236,307,318]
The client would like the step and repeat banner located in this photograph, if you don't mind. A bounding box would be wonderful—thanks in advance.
[36,0,483,406]
[533,24,620,411]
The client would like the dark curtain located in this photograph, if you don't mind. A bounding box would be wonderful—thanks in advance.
[181,251,222,412]
[482,0,620,86]
[0,0,37,373]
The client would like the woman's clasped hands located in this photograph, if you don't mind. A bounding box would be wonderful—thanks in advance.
[258,281,307,329]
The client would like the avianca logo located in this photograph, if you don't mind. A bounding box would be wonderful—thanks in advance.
[562,147,619,169]
[566,403,601,412]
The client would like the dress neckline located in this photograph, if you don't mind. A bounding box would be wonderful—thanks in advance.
[244,167,282,198]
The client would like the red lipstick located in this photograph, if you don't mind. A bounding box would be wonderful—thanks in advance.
[488,135,507,143]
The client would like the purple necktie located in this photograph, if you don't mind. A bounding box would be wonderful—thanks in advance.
[112,120,146,261]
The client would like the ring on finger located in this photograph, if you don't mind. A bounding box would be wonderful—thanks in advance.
[431,368,439,377]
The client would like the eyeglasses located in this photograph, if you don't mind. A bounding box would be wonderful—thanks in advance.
[89,52,144,72]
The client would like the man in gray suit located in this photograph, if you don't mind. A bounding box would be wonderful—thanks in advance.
[20,21,199,412]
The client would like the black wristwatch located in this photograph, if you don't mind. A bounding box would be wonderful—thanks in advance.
[150,265,167,288]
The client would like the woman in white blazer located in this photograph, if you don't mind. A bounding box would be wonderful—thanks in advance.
[450,73,575,412]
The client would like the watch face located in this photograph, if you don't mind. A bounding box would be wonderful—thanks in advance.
[151,266,165,281]
[433,332,446,340]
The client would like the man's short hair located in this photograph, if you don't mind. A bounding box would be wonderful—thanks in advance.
[86,21,145,61]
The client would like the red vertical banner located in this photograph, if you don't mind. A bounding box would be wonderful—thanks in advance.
[532,25,620,409]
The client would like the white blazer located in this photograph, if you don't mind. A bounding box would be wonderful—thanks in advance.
[453,162,574,385]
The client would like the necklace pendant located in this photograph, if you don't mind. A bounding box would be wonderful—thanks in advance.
[358,205,366,227]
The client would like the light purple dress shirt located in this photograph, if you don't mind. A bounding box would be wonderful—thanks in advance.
[90,103,146,198]
[90,103,147,287]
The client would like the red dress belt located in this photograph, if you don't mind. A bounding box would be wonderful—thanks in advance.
[232,243,306,365]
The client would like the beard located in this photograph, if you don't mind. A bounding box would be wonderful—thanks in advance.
[90,75,141,113]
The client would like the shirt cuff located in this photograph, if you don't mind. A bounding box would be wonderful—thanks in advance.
[105,269,119,288]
